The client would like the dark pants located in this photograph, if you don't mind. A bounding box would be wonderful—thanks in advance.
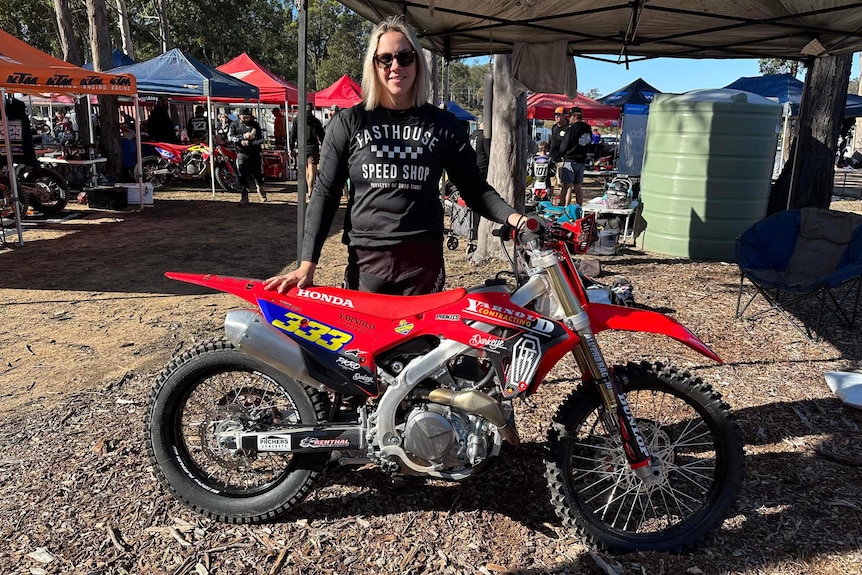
[344,237,445,295]
[237,153,263,200]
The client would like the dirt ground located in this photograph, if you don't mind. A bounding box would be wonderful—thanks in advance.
[1,179,862,575]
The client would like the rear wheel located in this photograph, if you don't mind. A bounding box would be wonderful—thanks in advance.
[545,361,745,553]
[145,338,329,523]
[140,156,173,191]
[20,167,69,214]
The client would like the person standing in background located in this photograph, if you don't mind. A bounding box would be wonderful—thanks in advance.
[549,106,569,205]
[186,105,209,142]
[469,120,490,179]
[144,96,178,143]
[272,105,287,148]
[290,103,326,197]
[558,106,592,207]
[229,108,266,205]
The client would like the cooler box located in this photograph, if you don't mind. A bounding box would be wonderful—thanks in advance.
[114,182,154,205]
[262,150,288,181]
[86,186,128,210]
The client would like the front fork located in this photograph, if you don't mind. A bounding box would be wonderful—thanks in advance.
[533,252,661,483]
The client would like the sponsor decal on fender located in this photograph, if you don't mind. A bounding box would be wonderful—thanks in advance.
[468,333,506,353]
[395,319,414,335]
[435,314,460,321]
[295,288,354,308]
[352,373,375,384]
[339,312,376,331]
[463,298,555,333]
[336,357,361,371]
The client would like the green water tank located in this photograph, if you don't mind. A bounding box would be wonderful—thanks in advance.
[639,89,782,260]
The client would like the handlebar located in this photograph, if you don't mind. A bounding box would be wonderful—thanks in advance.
[493,214,547,244]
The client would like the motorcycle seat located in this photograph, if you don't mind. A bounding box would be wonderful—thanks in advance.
[294,286,467,321]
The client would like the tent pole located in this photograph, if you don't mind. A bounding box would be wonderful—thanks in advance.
[1,87,25,245]
[297,0,308,259]
[134,94,144,211]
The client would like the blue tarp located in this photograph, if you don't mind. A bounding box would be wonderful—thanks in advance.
[109,48,258,100]
[83,48,135,70]
[447,101,476,121]
[723,73,862,117]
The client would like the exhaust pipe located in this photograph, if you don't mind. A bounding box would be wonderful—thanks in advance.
[224,310,315,386]
[420,388,520,446]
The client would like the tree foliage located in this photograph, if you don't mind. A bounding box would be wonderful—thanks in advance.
[759,58,804,77]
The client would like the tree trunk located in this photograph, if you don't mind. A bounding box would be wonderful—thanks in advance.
[156,0,171,52]
[88,0,121,178]
[53,0,81,65]
[768,53,852,213]
[471,54,526,264]
[115,0,135,60]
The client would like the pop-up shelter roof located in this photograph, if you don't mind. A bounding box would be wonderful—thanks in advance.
[526,92,621,125]
[598,78,661,109]
[109,48,257,100]
[83,48,135,71]
[723,73,862,118]
[217,53,311,105]
[0,29,136,95]
[314,75,362,108]
[447,101,476,121]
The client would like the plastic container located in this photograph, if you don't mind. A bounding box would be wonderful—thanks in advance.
[639,89,782,260]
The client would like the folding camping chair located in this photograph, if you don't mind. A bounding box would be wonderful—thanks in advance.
[734,207,862,341]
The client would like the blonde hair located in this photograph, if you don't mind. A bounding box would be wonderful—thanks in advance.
[361,16,430,110]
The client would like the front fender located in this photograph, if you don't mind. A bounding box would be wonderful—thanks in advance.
[586,303,723,364]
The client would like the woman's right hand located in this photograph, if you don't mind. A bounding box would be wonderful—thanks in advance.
[263,261,316,294]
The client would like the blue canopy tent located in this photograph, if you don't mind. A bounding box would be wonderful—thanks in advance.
[110,49,259,195]
[598,78,662,116]
[83,48,135,70]
[723,73,862,117]
[446,101,476,122]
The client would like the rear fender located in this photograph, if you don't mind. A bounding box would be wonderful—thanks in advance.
[586,303,723,363]
[165,272,264,305]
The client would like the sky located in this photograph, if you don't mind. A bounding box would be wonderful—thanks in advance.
[467,53,861,98]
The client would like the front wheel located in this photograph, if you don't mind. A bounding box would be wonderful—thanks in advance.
[545,361,745,553]
[214,162,240,193]
[20,167,69,214]
[139,156,173,191]
[145,338,330,523]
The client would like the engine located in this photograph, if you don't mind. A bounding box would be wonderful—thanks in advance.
[183,151,206,177]
[402,403,493,469]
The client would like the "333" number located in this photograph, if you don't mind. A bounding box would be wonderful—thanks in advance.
[272,311,353,352]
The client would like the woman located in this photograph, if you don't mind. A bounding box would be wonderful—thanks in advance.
[265,16,523,296]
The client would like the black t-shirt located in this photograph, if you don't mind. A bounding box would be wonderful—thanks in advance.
[550,122,567,162]
[469,128,490,178]
[301,103,516,263]
[186,115,209,141]
[559,120,592,163]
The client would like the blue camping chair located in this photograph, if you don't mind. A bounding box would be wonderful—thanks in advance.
[734,207,862,341]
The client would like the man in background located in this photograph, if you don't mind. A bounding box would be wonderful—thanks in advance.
[549,106,569,204]
[558,106,592,207]
[290,103,326,195]
[229,108,266,205]
[469,120,490,179]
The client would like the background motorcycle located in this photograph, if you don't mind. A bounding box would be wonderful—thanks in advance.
[0,164,70,215]
[139,141,240,193]
[145,215,744,553]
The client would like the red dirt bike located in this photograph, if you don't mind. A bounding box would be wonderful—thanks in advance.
[145,215,745,553]
[139,141,240,193]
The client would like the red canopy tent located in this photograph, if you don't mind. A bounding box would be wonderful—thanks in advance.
[217,53,310,105]
[314,75,362,109]
[527,93,621,126]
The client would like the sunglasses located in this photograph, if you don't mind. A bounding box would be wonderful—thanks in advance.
[373,50,417,69]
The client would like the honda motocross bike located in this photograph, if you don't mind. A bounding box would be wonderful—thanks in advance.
[139,141,240,193]
[145,215,745,553]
